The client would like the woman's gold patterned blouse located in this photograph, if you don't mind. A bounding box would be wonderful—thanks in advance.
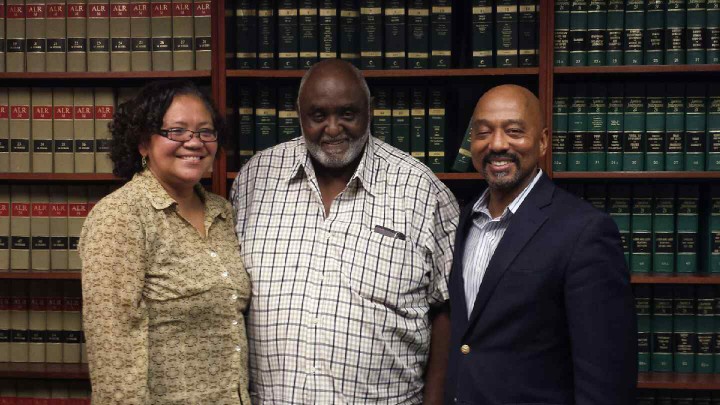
[80,170,251,405]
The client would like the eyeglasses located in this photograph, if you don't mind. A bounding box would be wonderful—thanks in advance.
[158,128,218,143]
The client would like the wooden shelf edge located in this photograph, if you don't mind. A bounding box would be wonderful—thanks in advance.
[0,173,122,181]
[638,372,720,390]
[555,65,720,75]
[226,171,483,180]
[0,272,81,280]
[227,67,539,79]
[0,363,88,379]
[553,171,720,179]
[632,274,720,284]
[0,71,211,80]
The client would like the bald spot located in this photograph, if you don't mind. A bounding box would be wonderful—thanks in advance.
[476,84,545,129]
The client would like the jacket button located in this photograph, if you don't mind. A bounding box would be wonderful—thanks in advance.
[460,344,470,355]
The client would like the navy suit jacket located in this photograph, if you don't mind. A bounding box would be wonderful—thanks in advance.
[445,174,637,405]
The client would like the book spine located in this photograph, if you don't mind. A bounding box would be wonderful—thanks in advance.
[451,119,472,173]
[696,285,715,373]
[130,0,151,71]
[652,184,675,273]
[9,279,29,361]
[46,1,66,72]
[624,0,644,65]
[634,284,652,372]
[554,0,570,66]
[371,86,391,143]
[588,83,607,171]
[235,0,257,69]
[569,0,588,66]
[73,88,95,173]
[360,0,382,69]
[224,0,234,68]
[676,184,699,273]
[685,83,707,171]
[651,285,674,371]
[277,86,299,143]
[427,87,445,172]
[587,0,606,65]
[66,186,86,271]
[623,82,645,171]
[5,0,26,72]
[27,280,47,362]
[665,83,685,170]
[193,0,210,69]
[48,185,68,271]
[94,88,114,173]
[391,87,410,152]
[298,0,319,69]
[53,88,74,174]
[318,0,338,61]
[254,85,277,152]
[9,87,30,173]
[644,0,665,64]
[384,0,406,69]
[430,0,450,68]
[687,0,707,64]
[31,87,53,173]
[673,285,697,372]
[715,286,720,371]
[552,83,569,171]
[630,184,652,273]
[30,186,50,272]
[495,0,518,67]
[708,83,720,170]
[665,0,686,64]
[109,0,130,71]
[407,0,429,68]
[257,0,276,69]
[0,1,5,72]
[708,0,720,63]
[25,0,47,72]
[0,89,6,173]
[170,0,192,71]
[87,1,110,72]
[237,85,255,167]
[0,186,8,272]
[339,0,360,67]
[645,84,666,171]
[471,0,492,68]
[606,0,623,65]
[710,186,720,274]
[61,280,81,362]
[67,0,88,72]
[278,0,299,69]
[150,0,172,70]
[584,183,607,211]
[409,88,426,163]
[10,185,30,272]
[518,0,537,66]
[0,282,9,361]
[45,280,62,361]
[568,83,589,171]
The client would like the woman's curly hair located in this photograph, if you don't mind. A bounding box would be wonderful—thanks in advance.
[109,80,226,179]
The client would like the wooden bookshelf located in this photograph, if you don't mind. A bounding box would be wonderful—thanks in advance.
[227,68,540,79]
[632,274,720,284]
[0,363,88,380]
[0,71,211,80]
[554,65,720,75]
[0,272,81,280]
[552,171,720,180]
[0,174,121,182]
[638,372,720,390]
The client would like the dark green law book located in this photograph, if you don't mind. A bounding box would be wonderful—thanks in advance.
[340,0,361,67]
[609,184,632,265]
[631,184,653,273]
[384,0,406,69]
[656,391,673,405]
[584,184,606,211]
[646,84,666,171]
[472,0,493,67]
[372,87,392,144]
[554,0,571,66]
[360,0,383,69]
[665,0,686,64]
[666,83,686,171]
[277,86,300,143]
[427,87,446,172]
[495,0,519,67]
[652,184,675,274]
[518,0,538,66]
[695,390,713,405]
[319,0,338,60]
[687,0,707,64]
[410,88,427,163]
[676,184,699,273]
[635,389,656,405]
[278,0,299,69]
[569,0,588,66]
[644,0,666,65]
[685,83,707,171]
[568,83,589,171]
[673,285,697,373]
[672,390,694,405]
[407,0,430,69]
[623,83,646,171]
[552,83,570,172]
[430,0,452,68]
[708,83,720,171]
[392,88,411,152]
[651,285,674,372]
[634,284,652,372]
[257,0,276,69]
[451,120,473,173]
[254,85,277,152]
[696,286,716,373]
[235,0,257,69]
[710,186,720,274]
[587,0,607,65]
[624,0,644,64]
[715,286,720,371]
[606,82,624,171]
[606,0,624,65]
[238,86,255,167]
[588,83,607,171]
[226,1,237,69]
[708,0,720,63]
[298,0,319,69]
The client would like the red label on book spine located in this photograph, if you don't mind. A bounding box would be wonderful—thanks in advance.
[95,105,114,119]
[88,3,110,17]
[54,106,73,120]
[30,296,48,311]
[33,106,53,120]
[68,3,87,18]
[10,106,30,120]
[7,5,26,18]
[63,297,82,311]
[47,3,66,18]
[32,203,50,217]
[111,3,130,17]
[74,106,94,120]
[11,202,30,217]
[172,1,191,16]
[68,203,88,218]
[11,296,29,311]
[194,1,210,16]
[49,203,68,217]
[151,2,171,17]
[0,297,10,311]
[46,297,63,311]
[0,203,8,217]
[26,4,46,18]
[0,106,6,119]
[131,2,149,17]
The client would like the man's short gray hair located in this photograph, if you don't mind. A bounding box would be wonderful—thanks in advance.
[296,60,372,111]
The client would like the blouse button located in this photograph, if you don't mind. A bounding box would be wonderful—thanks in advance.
[232,320,239,326]
[209,251,218,258]
[235,346,241,352]
[231,294,238,300]
[222,271,229,278]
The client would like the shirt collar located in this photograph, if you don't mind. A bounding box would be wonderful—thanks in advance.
[135,169,227,220]
[472,169,544,218]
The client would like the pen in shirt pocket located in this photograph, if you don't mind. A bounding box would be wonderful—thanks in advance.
[374,225,406,240]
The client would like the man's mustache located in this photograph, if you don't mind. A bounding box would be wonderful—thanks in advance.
[483,152,520,166]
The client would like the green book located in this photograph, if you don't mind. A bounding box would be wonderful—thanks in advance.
[696,285,716,373]
[360,0,383,69]
[652,184,675,273]
[518,0,538,66]
[624,0,644,64]
[636,390,656,405]
[606,0,624,65]
[257,0,277,69]
[278,0,299,69]
[587,0,607,65]
[623,83,645,171]
[584,184,607,213]
[552,83,570,172]
[384,0,406,69]
[407,0,430,69]
[391,88,411,152]
[644,0,666,64]
[471,0,493,67]
[554,0,571,66]
[495,0,518,67]
[687,0,707,64]
[672,391,694,405]
[634,284,652,372]
[666,83,686,171]
[427,88,446,172]
[430,0,452,68]
[277,86,300,143]
[676,184,699,273]
[410,88,427,163]
[695,391,713,405]
[569,0,588,66]
[656,391,673,405]
[710,185,720,274]
[685,83,707,171]
[646,84,666,171]
[254,85,277,152]
[568,83,589,171]
[708,83,720,170]
[588,83,607,171]
[609,184,632,265]
[631,184,653,273]
[299,0,319,69]
[715,286,720,371]
[372,87,392,144]
[235,0,257,69]
[339,0,361,67]
[451,120,472,173]
[319,0,338,61]
[238,86,255,167]
[673,285,696,372]
[665,0,686,64]
[651,285,674,372]
[606,82,624,171]
[708,0,720,63]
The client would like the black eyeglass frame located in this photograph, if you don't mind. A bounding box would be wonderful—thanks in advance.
[157,128,219,143]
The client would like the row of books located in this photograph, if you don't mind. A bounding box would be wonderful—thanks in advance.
[0,0,211,72]
[637,389,720,405]
[0,184,114,272]
[0,379,90,404]
[230,84,448,173]
[552,82,720,173]
[1,280,85,364]
[554,0,720,66]
[0,87,133,174]
[563,183,720,275]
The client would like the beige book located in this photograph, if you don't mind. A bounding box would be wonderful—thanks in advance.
[67,0,88,71]
[46,1,67,71]
[48,185,68,271]
[110,0,131,71]
[0,282,10,362]
[0,0,6,72]
[66,185,86,271]
[5,0,26,72]
[171,0,192,70]
[0,186,9,272]
[53,88,74,173]
[25,0,47,71]
[0,89,8,173]
[30,185,50,271]
[87,1,110,71]
[31,87,53,173]
[9,279,28,362]
[28,279,47,362]
[73,88,95,173]
[9,87,31,173]
[193,0,210,69]
[62,280,82,363]
[94,87,114,173]
[130,0,151,71]
[150,0,172,70]
[10,185,30,271]
[45,279,63,361]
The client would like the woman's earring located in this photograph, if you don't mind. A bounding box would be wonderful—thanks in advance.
[141,155,147,169]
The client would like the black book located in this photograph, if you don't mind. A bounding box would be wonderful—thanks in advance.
[472,0,493,67]
[299,0,319,69]
[361,0,383,69]
[235,0,258,69]
[384,0,406,69]
[407,0,430,68]
[257,0,276,69]
[518,0,538,66]
[278,0,300,69]
[340,0,361,67]
[319,0,338,60]
[495,0,518,67]
[430,0,451,68]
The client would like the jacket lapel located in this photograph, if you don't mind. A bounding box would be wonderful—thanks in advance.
[450,201,477,325]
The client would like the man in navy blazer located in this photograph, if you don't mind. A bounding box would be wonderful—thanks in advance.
[444,85,637,405]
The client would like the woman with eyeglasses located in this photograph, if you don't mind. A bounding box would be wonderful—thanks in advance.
[79,80,251,404]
